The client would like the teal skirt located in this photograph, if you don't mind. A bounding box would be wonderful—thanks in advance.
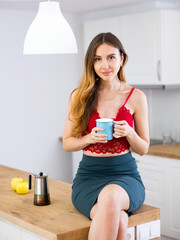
[72,152,145,219]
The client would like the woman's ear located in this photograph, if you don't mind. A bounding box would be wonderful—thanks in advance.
[120,53,124,66]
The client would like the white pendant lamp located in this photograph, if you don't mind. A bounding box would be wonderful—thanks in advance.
[23,1,78,54]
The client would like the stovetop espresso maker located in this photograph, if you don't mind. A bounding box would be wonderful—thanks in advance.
[29,172,50,206]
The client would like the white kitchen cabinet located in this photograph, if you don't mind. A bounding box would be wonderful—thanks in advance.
[166,158,180,239]
[0,219,47,240]
[127,227,135,240]
[83,16,121,53]
[120,11,161,85]
[0,218,21,240]
[83,10,180,85]
[136,220,161,240]
[121,10,180,85]
[132,153,180,239]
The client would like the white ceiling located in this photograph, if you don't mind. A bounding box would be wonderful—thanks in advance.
[0,0,180,13]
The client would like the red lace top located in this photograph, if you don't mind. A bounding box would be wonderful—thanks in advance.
[83,87,135,154]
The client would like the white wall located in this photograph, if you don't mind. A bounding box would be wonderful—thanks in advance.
[147,89,180,142]
[0,9,83,183]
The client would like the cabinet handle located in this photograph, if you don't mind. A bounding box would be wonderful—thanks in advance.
[157,60,161,81]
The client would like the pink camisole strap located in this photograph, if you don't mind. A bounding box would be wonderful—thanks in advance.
[123,87,135,107]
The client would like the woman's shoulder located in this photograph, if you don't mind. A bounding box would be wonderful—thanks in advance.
[131,87,148,111]
[133,87,146,100]
[69,88,78,101]
[123,84,146,100]
[124,84,147,107]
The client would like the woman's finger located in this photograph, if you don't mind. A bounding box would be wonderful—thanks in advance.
[93,127,104,132]
[113,133,121,138]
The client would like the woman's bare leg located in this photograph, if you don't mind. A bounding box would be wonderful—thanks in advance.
[88,184,130,240]
[116,210,128,240]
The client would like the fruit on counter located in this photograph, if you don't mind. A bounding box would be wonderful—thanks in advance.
[11,177,23,190]
[11,178,29,194]
[16,181,29,194]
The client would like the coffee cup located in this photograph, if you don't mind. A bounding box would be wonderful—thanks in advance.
[96,118,114,141]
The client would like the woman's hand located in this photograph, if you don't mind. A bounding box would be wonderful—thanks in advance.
[87,127,107,144]
[113,120,132,138]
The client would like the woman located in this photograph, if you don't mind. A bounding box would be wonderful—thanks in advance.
[63,32,149,240]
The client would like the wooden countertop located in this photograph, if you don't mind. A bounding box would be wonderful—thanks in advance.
[0,165,160,240]
[148,142,180,160]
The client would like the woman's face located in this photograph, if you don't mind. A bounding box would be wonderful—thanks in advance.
[93,43,123,82]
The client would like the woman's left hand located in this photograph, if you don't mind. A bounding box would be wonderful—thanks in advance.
[113,120,132,138]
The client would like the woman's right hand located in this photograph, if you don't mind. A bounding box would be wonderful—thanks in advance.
[86,127,107,144]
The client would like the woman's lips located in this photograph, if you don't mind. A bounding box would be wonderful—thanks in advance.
[101,71,112,76]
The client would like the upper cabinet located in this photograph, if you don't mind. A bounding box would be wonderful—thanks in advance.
[83,10,180,85]
[120,11,161,85]
[83,17,122,51]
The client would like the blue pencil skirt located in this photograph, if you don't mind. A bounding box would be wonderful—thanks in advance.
[72,152,145,219]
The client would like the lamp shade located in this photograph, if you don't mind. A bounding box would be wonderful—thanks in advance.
[23,1,78,54]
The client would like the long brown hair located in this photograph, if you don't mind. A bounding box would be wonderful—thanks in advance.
[69,32,128,136]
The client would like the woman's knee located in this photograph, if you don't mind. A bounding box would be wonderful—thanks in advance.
[90,202,97,220]
[97,184,130,211]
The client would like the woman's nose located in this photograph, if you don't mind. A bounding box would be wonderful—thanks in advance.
[102,60,109,69]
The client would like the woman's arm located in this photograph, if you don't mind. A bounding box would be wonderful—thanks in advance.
[113,89,149,155]
[63,92,107,152]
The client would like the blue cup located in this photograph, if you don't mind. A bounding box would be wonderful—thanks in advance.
[96,118,114,141]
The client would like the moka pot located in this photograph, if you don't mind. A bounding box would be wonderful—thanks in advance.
[29,172,50,206]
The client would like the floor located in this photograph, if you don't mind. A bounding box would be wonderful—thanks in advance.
[162,235,178,240]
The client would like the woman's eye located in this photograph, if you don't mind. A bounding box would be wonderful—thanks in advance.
[108,56,115,60]
[94,57,101,61]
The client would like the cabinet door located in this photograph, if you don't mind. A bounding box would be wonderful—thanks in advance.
[133,153,165,205]
[0,219,21,240]
[165,158,180,239]
[120,11,161,85]
[132,153,167,235]
[162,10,180,84]
[83,17,122,54]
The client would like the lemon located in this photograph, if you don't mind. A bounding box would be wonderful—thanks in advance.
[16,181,29,194]
[11,177,23,190]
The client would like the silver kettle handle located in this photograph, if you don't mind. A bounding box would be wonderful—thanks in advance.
[28,172,43,190]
